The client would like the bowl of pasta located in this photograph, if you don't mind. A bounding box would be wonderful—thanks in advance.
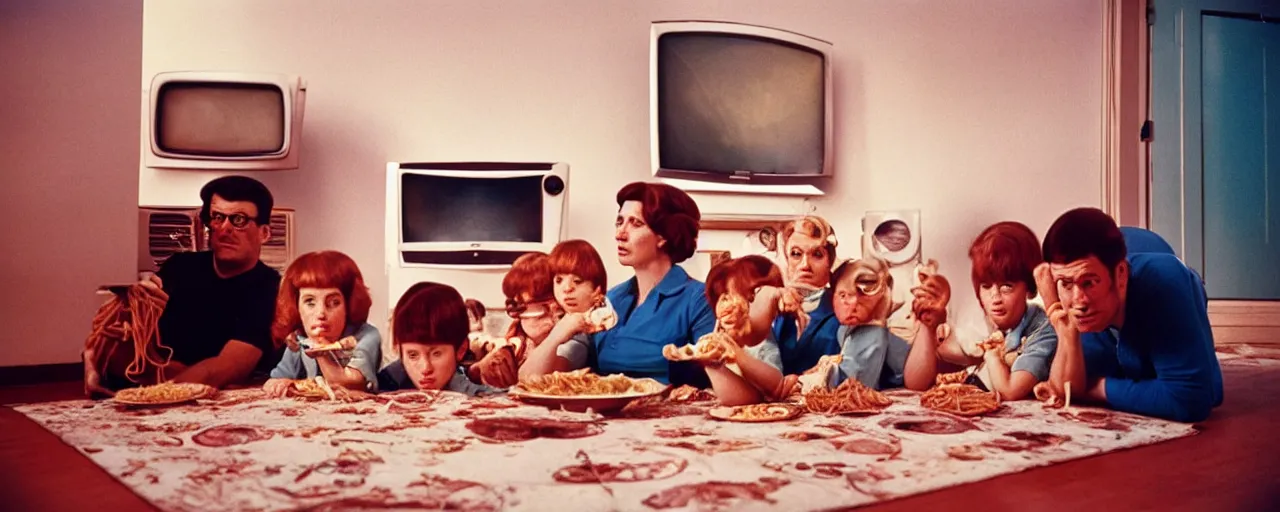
[509,369,669,414]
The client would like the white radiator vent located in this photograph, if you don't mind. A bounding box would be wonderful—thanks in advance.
[138,208,200,273]
[260,209,295,273]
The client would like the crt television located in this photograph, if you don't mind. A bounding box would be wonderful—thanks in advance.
[386,162,569,269]
[144,71,307,171]
[651,21,834,185]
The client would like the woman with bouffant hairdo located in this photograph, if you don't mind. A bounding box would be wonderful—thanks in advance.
[772,216,844,376]
[589,182,716,386]
[262,251,382,396]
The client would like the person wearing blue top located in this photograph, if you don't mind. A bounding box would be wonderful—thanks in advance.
[823,256,943,391]
[694,255,803,404]
[269,323,382,390]
[589,182,716,387]
[1119,225,1207,306]
[771,216,844,376]
[262,251,382,397]
[1038,208,1223,422]
[376,282,499,396]
[937,221,1058,400]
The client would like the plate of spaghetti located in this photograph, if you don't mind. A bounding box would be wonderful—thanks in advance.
[708,403,804,423]
[113,382,215,406]
[509,369,668,413]
[920,383,1002,416]
[803,379,894,415]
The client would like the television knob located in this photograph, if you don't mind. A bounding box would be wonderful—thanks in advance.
[543,175,565,196]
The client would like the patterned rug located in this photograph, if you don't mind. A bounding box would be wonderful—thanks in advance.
[1216,344,1280,367]
[11,388,1197,511]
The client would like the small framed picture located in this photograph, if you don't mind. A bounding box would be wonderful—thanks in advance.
[684,250,732,281]
[706,250,731,268]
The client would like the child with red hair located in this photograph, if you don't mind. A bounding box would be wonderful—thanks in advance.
[519,240,618,379]
[262,251,382,396]
[936,221,1058,400]
[548,239,617,332]
[377,281,494,394]
[691,255,800,404]
[469,252,594,387]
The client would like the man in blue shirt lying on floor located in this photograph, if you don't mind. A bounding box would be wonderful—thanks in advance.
[1035,208,1223,422]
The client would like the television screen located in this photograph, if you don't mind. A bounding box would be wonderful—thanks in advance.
[401,174,543,244]
[155,83,285,156]
[657,32,826,176]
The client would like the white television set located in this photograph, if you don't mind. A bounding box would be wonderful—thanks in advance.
[143,71,307,171]
[650,21,834,187]
[386,162,568,269]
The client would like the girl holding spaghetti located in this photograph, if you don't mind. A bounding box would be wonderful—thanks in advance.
[262,251,382,396]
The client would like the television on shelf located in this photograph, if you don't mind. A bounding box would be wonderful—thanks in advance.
[144,71,307,171]
[650,20,833,187]
[386,162,568,269]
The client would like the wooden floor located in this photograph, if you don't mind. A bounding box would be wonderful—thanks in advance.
[0,364,1277,511]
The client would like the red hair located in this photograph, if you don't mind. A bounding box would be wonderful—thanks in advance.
[272,251,372,348]
[391,281,469,353]
[463,299,486,321]
[615,182,701,263]
[706,255,785,305]
[503,252,554,306]
[968,221,1043,300]
[548,239,607,291]
[502,252,555,342]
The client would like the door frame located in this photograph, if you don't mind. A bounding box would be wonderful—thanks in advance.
[1101,0,1151,230]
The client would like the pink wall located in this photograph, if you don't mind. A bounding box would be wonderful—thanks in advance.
[0,0,144,366]
[140,0,1103,346]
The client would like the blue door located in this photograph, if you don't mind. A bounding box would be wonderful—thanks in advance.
[1151,0,1280,299]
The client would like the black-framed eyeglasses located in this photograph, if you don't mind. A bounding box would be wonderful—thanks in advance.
[505,298,556,319]
[208,212,256,229]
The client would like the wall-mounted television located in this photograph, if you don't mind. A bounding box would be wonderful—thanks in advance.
[651,21,833,186]
[144,71,306,171]
[385,162,568,269]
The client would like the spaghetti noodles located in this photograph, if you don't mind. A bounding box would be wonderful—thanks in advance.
[934,370,970,386]
[803,379,893,414]
[85,285,173,387]
[662,332,736,365]
[517,369,654,396]
[920,383,1001,416]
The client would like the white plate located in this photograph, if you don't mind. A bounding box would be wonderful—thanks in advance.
[508,379,668,414]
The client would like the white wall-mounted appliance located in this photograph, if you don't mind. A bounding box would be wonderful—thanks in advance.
[384,162,569,309]
[862,210,922,329]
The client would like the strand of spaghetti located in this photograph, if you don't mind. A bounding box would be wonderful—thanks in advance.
[86,299,125,371]
[129,286,172,383]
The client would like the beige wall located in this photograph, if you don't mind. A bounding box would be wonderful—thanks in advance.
[0,0,143,366]
[139,0,1103,350]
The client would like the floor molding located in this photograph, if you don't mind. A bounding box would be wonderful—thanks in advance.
[0,363,81,387]
[1210,300,1280,346]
